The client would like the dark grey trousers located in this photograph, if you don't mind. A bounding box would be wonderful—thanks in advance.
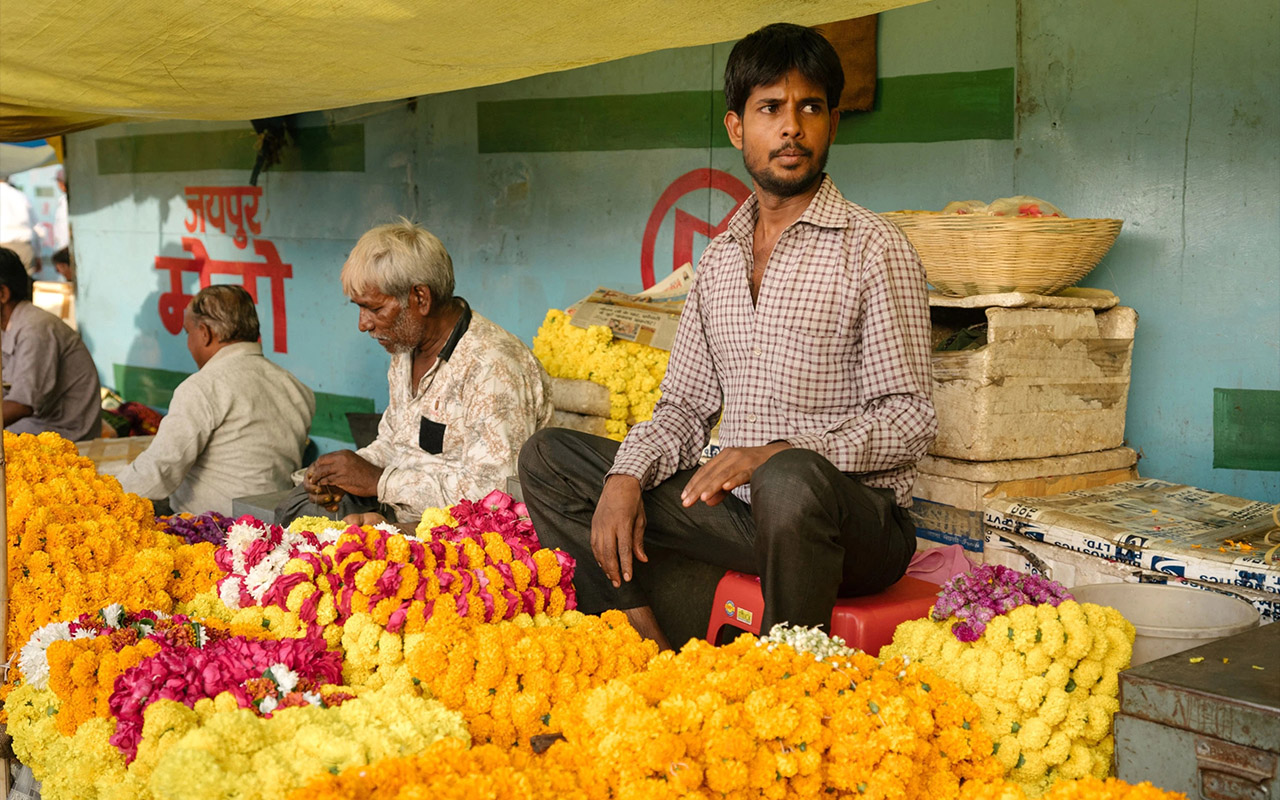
[517,428,916,634]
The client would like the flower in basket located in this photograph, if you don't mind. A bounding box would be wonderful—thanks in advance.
[884,568,1136,798]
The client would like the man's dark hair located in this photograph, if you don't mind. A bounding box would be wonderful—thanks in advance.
[723,23,845,116]
[0,247,32,303]
[52,247,71,266]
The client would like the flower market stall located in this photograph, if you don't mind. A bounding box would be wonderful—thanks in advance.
[0,430,1192,799]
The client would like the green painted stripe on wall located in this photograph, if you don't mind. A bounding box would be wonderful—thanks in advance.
[311,391,377,443]
[95,125,366,175]
[113,363,188,409]
[837,68,1015,144]
[476,68,1013,153]
[1213,388,1280,471]
[478,91,725,153]
[111,364,374,444]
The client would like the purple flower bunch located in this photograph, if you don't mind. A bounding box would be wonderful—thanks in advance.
[157,511,234,546]
[931,564,1073,642]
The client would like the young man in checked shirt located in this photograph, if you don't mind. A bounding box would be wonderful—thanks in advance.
[520,23,936,648]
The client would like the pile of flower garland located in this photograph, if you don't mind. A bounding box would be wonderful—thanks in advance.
[884,568,1136,797]
[532,308,669,438]
[960,778,1188,800]
[214,515,575,632]
[7,671,468,800]
[415,488,538,546]
[296,626,1003,799]
[403,609,659,747]
[2,432,220,688]
[6,432,1178,800]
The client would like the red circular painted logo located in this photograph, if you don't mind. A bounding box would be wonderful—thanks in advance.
[640,168,751,289]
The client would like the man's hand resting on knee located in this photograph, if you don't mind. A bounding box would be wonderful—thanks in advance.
[304,451,385,512]
[681,442,791,508]
[591,475,648,588]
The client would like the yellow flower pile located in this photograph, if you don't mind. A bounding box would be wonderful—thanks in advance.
[7,672,469,800]
[883,601,1136,797]
[532,308,669,438]
[3,432,220,678]
[548,635,1003,799]
[404,609,659,748]
[6,682,127,800]
[339,611,413,690]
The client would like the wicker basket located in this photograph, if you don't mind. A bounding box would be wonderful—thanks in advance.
[882,213,1123,297]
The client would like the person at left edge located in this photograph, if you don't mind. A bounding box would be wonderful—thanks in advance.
[274,218,552,526]
[1,246,100,440]
[117,284,316,516]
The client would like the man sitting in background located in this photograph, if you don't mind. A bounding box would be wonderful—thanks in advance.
[274,219,551,526]
[117,284,315,515]
[1,247,100,440]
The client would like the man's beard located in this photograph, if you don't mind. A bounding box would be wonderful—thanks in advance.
[745,142,829,198]
[378,308,422,354]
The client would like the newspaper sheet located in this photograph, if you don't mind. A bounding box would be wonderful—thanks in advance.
[568,264,692,351]
[984,479,1279,594]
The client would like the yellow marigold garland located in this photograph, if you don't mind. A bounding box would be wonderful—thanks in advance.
[404,609,659,748]
[7,672,469,800]
[532,308,668,439]
[883,600,1136,797]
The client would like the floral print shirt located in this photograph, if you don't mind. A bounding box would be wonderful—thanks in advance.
[357,302,552,520]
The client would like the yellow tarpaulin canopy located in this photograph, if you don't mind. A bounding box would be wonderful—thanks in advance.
[0,0,925,142]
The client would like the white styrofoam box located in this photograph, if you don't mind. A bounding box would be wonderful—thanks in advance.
[930,305,1136,461]
[910,447,1138,553]
[914,447,1138,512]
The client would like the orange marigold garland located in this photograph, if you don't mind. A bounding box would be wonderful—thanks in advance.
[548,630,1004,800]
[960,777,1189,800]
[3,432,222,677]
[404,609,658,748]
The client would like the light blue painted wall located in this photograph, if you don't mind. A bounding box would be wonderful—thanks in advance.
[1015,0,1279,501]
[64,0,1278,500]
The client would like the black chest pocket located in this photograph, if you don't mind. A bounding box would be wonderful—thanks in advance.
[418,417,447,454]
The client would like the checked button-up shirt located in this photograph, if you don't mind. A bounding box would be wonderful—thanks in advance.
[608,175,936,507]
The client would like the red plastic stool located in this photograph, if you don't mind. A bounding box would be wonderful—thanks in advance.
[705,570,940,655]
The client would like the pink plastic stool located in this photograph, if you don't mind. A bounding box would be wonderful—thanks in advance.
[705,570,940,655]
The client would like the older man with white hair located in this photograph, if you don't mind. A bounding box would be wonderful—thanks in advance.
[118,284,315,515]
[275,219,551,525]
